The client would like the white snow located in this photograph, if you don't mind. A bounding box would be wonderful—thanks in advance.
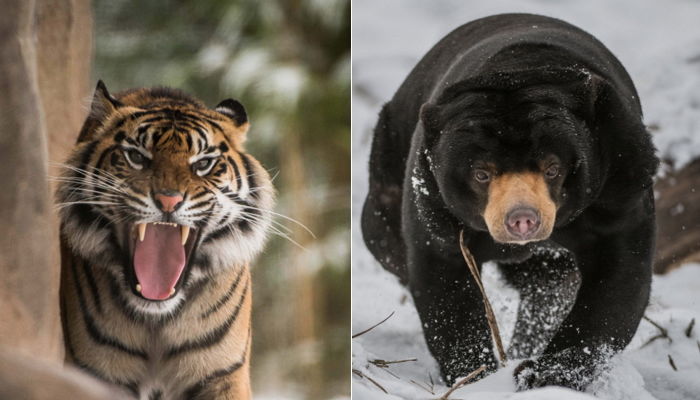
[351,1,700,399]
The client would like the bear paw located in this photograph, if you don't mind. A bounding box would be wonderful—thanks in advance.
[513,353,594,391]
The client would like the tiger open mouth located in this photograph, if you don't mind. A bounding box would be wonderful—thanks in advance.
[126,222,199,301]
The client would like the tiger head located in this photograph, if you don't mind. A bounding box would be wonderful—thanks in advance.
[57,81,274,314]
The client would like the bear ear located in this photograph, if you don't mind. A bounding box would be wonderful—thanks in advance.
[419,102,442,146]
[77,80,123,143]
[581,72,659,196]
[215,99,248,128]
[577,72,606,120]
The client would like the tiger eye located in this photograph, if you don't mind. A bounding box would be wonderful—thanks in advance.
[128,150,144,163]
[194,158,214,171]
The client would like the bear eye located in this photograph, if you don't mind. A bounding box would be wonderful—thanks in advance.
[193,157,217,176]
[474,169,491,183]
[124,148,147,169]
[545,164,560,179]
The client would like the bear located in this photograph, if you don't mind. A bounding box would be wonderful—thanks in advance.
[361,13,658,390]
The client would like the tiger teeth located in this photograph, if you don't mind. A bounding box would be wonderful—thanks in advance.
[135,284,142,293]
[138,223,147,241]
[169,288,176,296]
[135,222,190,244]
[153,222,178,227]
[181,225,190,245]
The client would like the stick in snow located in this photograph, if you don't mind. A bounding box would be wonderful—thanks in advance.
[437,365,487,400]
[352,311,395,338]
[459,230,507,366]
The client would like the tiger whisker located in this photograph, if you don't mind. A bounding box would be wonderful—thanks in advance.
[239,205,315,238]
[51,176,127,196]
[54,201,122,210]
[61,187,125,200]
[51,177,126,194]
[52,162,126,187]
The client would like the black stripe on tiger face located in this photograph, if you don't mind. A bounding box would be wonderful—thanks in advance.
[203,199,262,241]
[227,156,242,192]
[114,131,126,143]
[190,188,211,201]
[211,162,227,178]
[240,153,258,198]
[185,131,193,151]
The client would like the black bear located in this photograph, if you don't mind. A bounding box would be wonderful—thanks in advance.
[361,13,658,390]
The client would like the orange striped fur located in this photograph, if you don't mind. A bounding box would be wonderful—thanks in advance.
[57,82,274,399]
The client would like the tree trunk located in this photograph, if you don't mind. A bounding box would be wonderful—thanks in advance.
[0,0,56,358]
[654,159,700,273]
[0,0,106,397]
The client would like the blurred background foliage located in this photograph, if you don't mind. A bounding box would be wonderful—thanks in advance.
[93,0,350,398]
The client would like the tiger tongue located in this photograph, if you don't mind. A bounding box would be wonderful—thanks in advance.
[133,224,185,300]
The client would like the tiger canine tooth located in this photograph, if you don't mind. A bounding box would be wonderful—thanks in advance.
[180,225,190,245]
[137,223,147,241]
[135,284,142,293]
[169,288,176,296]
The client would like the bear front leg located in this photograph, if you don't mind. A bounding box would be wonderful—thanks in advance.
[515,198,654,391]
[408,250,498,384]
[501,248,581,360]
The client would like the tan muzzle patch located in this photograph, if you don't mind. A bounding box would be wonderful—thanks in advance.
[483,172,556,244]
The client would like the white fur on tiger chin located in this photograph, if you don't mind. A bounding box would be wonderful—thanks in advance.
[102,268,190,316]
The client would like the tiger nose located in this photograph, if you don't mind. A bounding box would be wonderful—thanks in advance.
[154,192,184,213]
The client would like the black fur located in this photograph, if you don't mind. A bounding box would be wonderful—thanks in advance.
[361,14,658,390]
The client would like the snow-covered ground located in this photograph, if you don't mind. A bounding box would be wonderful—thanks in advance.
[351,1,700,399]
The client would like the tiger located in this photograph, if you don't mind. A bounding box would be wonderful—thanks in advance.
[56,81,274,400]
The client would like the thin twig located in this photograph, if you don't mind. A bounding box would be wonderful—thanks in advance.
[641,334,668,348]
[685,318,695,338]
[644,315,669,335]
[459,230,507,366]
[410,379,435,395]
[437,365,486,400]
[642,315,672,347]
[352,368,388,394]
[370,358,418,368]
[668,355,678,371]
[352,311,395,338]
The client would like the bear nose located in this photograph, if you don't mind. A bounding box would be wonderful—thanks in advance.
[505,207,540,239]
[154,192,184,213]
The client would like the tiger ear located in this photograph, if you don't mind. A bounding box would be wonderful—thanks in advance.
[77,80,123,143]
[91,80,122,119]
[215,99,249,132]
